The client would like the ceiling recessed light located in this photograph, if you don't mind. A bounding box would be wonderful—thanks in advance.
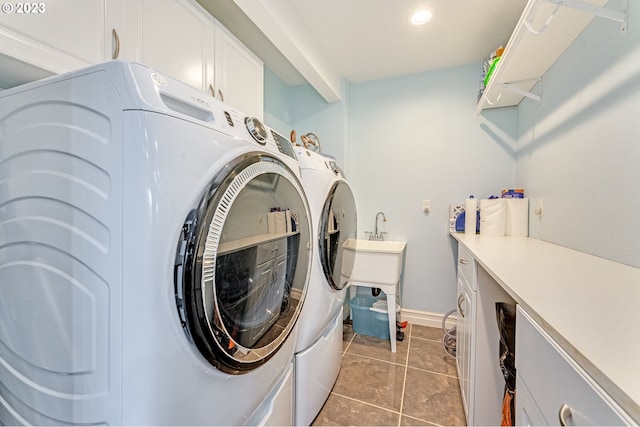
[408,8,434,26]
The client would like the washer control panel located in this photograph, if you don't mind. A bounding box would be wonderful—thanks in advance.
[270,129,297,160]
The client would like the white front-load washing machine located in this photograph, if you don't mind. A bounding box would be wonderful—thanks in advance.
[0,61,312,425]
[292,147,357,426]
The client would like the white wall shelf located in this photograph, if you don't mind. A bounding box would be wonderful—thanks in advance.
[475,0,626,115]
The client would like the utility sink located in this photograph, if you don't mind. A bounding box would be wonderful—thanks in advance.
[342,238,406,353]
[342,239,406,286]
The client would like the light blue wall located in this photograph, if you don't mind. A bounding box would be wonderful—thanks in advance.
[263,67,293,137]
[348,64,517,314]
[515,0,640,268]
[263,69,349,166]
[265,0,639,315]
[266,63,518,315]
[289,83,349,167]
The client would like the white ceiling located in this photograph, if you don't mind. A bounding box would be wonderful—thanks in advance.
[198,0,529,102]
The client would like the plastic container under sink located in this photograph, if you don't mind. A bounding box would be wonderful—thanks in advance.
[370,300,401,314]
[349,296,399,340]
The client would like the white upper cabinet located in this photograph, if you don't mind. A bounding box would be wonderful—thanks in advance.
[0,0,264,119]
[214,24,264,120]
[123,0,263,119]
[122,0,215,93]
[0,0,122,86]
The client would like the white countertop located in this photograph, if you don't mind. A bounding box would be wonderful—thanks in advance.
[451,233,640,423]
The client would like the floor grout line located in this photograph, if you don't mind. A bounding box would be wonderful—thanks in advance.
[397,330,411,426]
[345,337,459,380]
[406,364,459,380]
[342,329,355,356]
[318,323,465,426]
[401,413,440,426]
[410,335,447,343]
[330,391,402,416]
[342,350,407,368]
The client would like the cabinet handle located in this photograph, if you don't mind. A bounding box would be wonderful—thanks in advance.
[457,293,465,318]
[459,259,469,265]
[218,89,224,102]
[112,29,120,60]
[208,84,215,97]
[558,403,572,426]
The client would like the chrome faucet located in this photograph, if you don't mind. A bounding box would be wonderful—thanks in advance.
[369,211,387,241]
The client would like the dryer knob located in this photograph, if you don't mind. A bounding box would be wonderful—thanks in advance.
[245,117,268,145]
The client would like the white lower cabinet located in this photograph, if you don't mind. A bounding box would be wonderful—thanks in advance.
[456,267,475,423]
[456,243,479,425]
[456,242,517,426]
[514,376,547,427]
[515,306,633,426]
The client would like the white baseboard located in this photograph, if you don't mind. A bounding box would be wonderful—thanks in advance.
[400,308,457,330]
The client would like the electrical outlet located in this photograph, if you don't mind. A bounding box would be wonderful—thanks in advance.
[422,199,431,213]
[534,198,544,216]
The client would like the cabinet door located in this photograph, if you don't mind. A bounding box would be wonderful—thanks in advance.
[456,273,475,424]
[132,0,214,91]
[516,306,633,426]
[457,244,476,290]
[0,0,121,86]
[515,377,547,426]
[214,24,264,120]
[455,276,469,415]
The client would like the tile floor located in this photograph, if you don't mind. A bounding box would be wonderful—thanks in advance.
[312,322,466,426]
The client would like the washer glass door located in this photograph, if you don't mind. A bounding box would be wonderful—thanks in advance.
[319,179,357,290]
[175,154,311,374]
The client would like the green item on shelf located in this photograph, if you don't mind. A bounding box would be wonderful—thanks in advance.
[483,56,501,87]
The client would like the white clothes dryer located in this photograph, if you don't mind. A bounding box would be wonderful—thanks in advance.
[291,147,357,426]
[0,61,312,426]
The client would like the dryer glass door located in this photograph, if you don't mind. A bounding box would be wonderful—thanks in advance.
[319,180,357,290]
[175,154,312,374]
